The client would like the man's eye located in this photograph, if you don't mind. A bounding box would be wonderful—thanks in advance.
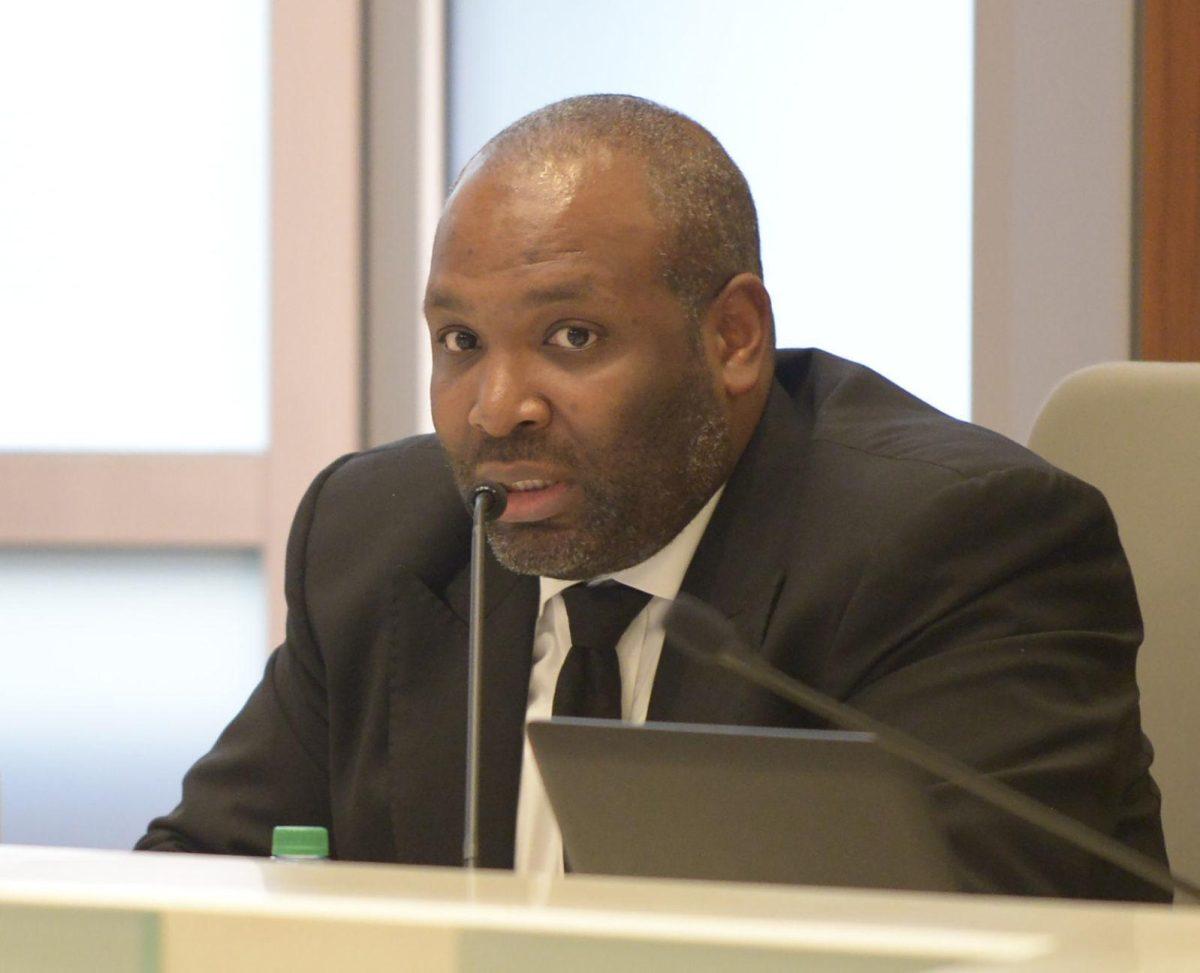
[439,329,478,353]
[546,325,597,350]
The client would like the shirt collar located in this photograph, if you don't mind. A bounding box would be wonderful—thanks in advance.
[538,486,725,612]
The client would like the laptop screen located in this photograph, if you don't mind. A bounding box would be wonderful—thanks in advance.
[528,718,958,892]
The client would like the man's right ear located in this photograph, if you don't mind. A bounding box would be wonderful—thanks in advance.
[706,273,773,398]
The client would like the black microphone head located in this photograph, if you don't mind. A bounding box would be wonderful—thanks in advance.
[664,594,748,664]
[469,481,508,522]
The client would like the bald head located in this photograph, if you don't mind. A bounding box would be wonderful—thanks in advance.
[454,94,764,324]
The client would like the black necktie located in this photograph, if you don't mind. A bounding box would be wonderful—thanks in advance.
[553,582,652,720]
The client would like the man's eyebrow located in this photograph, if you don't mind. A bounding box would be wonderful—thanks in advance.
[426,290,470,313]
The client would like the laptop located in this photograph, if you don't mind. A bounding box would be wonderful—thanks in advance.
[527,718,958,892]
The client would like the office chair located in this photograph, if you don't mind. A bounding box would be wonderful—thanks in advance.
[1028,361,1200,881]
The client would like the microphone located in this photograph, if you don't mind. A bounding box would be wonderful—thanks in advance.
[469,481,507,522]
[664,593,1199,902]
[463,481,507,869]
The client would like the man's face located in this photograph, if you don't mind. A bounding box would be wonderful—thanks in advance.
[424,149,732,579]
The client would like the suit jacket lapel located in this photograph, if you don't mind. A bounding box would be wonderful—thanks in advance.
[649,381,814,723]
[388,543,536,868]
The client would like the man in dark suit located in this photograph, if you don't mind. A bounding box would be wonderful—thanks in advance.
[138,95,1168,900]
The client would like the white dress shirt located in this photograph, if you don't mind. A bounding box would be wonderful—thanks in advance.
[513,487,725,875]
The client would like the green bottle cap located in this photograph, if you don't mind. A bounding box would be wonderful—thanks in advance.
[271,825,330,859]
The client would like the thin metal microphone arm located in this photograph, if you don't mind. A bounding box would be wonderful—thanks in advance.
[463,482,506,870]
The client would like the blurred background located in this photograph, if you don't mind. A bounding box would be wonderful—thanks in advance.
[1,0,1191,849]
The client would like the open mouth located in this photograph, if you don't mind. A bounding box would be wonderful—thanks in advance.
[508,479,554,492]
[494,479,574,523]
[470,460,580,524]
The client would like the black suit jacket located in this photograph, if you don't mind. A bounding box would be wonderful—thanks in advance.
[138,350,1169,900]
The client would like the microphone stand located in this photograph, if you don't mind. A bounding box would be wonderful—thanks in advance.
[463,482,506,870]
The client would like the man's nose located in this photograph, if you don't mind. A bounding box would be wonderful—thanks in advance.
[467,356,550,438]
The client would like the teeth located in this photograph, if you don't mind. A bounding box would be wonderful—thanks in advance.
[509,479,551,492]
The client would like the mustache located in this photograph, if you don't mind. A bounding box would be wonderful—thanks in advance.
[446,431,581,473]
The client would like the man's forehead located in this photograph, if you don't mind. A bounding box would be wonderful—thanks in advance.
[427,271,600,309]
[430,152,665,288]
[451,149,591,206]
[452,140,624,196]
[443,146,658,234]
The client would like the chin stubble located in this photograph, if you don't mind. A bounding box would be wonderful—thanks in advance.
[479,366,732,579]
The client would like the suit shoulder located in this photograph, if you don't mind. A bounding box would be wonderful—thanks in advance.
[293,434,469,586]
[317,434,450,495]
[309,432,465,533]
[777,348,1055,484]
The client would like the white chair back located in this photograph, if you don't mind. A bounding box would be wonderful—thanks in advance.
[1029,362,1200,880]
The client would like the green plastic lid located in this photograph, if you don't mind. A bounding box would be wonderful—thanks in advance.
[271,825,330,859]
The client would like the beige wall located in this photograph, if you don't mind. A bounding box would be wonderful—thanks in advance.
[973,0,1136,443]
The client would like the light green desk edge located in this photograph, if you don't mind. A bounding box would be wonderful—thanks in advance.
[0,903,159,973]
